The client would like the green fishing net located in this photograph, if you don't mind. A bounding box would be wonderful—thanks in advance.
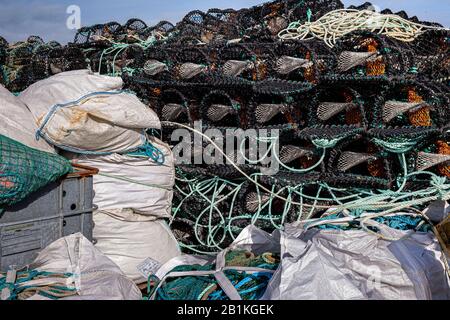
[0,134,73,207]
[148,250,280,300]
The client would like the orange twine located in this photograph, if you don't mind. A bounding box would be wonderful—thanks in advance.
[436,140,450,178]
[365,40,385,76]
[407,89,431,126]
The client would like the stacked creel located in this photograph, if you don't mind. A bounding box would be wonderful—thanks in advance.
[110,2,448,253]
[0,36,86,93]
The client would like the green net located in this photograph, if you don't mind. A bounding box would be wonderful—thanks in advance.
[148,250,280,300]
[0,134,73,207]
[0,270,76,300]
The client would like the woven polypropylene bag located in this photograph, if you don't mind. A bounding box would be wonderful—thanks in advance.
[0,134,72,207]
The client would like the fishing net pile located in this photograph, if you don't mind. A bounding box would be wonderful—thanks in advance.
[0,134,73,207]
[146,250,279,300]
[0,270,76,300]
[1,0,448,255]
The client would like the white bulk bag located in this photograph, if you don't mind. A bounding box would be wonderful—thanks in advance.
[0,84,54,153]
[93,210,181,283]
[19,70,160,153]
[28,232,142,300]
[150,225,280,300]
[67,137,174,218]
[262,222,450,300]
[19,70,123,119]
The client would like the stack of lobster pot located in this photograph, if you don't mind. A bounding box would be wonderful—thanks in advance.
[117,0,449,254]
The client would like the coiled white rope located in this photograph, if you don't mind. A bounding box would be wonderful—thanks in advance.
[278,9,449,47]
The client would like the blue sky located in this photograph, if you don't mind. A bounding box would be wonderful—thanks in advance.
[0,0,448,44]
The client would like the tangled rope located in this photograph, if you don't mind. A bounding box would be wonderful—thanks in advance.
[0,270,76,300]
[147,250,279,300]
[164,121,449,254]
[96,35,158,76]
[278,9,448,47]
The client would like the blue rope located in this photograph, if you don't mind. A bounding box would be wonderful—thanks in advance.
[127,141,166,164]
[305,212,431,232]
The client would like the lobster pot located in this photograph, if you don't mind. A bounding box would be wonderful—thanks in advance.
[411,29,450,81]
[272,42,317,83]
[140,47,173,81]
[218,43,260,80]
[157,88,192,126]
[174,46,210,80]
[3,43,34,92]
[312,86,366,127]
[200,90,243,127]
[322,31,412,80]
[375,82,447,128]
[326,134,393,189]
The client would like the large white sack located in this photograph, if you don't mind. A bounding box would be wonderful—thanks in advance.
[93,210,181,283]
[66,137,174,218]
[35,92,160,153]
[0,84,54,153]
[19,70,123,119]
[262,222,450,300]
[19,70,160,153]
[29,232,142,300]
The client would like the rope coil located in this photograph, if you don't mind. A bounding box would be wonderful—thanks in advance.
[278,9,448,47]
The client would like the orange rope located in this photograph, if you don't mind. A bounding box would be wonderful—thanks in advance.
[436,140,450,178]
[342,91,362,125]
[407,89,432,126]
[367,142,384,178]
[365,40,385,76]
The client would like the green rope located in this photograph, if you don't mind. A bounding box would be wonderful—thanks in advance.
[148,250,279,300]
[372,137,418,153]
[98,172,173,191]
[174,164,449,253]
[0,270,76,300]
[97,35,158,77]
